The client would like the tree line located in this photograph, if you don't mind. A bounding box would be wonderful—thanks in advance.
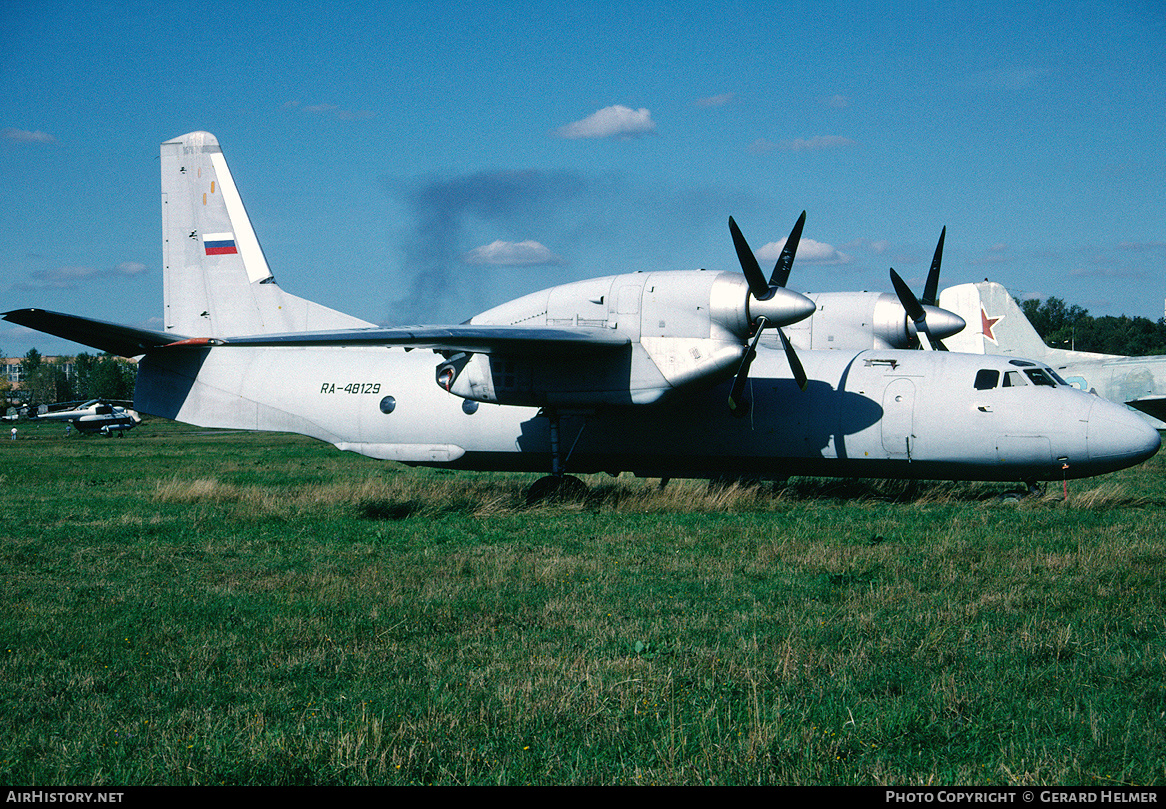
[5,349,136,407]
[1020,297,1166,356]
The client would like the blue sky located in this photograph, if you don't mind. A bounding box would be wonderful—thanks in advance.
[2,0,1164,358]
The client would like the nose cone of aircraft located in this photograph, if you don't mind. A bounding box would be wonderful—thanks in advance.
[748,287,817,328]
[1087,398,1161,469]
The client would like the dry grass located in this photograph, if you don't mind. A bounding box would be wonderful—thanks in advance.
[153,473,1054,520]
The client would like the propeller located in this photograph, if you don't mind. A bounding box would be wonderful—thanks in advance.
[727,212,811,415]
[922,226,944,307]
[888,227,964,351]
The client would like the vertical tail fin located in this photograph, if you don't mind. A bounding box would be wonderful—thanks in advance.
[160,131,374,337]
[938,281,1051,358]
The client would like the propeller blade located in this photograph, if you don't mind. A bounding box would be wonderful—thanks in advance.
[890,268,934,350]
[777,327,808,391]
[726,213,812,413]
[922,226,945,306]
[890,268,925,322]
[770,210,806,289]
[728,320,767,416]
[729,216,770,299]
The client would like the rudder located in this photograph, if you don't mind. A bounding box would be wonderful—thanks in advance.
[160,131,374,338]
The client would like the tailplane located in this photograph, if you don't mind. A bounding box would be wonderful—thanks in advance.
[161,131,374,337]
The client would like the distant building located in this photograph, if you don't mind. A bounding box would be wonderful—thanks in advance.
[1,358,24,387]
[2,356,76,390]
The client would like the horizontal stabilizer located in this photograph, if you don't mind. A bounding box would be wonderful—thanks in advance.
[215,325,631,356]
[3,308,189,357]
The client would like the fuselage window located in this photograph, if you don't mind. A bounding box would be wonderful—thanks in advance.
[974,369,1000,390]
[379,395,396,414]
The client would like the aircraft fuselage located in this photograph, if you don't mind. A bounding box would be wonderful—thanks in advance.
[135,343,1159,482]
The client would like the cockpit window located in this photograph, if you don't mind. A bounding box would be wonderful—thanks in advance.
[1002,370,1028,387]
[1046,368,1069,386]
[974,369,1000,390]
[1024,368,1058,387]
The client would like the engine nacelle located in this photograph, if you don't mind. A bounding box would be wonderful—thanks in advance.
[434,269,815,408]
[784,292,966,351]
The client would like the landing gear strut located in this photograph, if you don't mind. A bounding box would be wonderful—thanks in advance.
[526,409,588,504]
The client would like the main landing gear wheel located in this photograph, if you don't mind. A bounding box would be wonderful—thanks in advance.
[998,480,1044,502]
[526,474,588,505]
[525,408,590,504]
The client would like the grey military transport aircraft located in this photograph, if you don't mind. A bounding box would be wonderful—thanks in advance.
[3,132,1159,497]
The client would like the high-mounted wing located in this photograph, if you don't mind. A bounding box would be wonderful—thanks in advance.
[179,325,630,357]
[3,309,181,357]
[3,308,630,359]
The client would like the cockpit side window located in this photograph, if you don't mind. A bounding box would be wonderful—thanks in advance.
[1002,370,1028,387]
[1024,368,1057,387]
[974,369,1000,390]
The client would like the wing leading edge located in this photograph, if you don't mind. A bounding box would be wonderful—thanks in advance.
[3,308,630,359]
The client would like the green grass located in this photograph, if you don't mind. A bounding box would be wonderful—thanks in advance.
[1,418,1164,785]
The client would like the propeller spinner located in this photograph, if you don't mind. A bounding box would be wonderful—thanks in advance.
[726,212,813,415]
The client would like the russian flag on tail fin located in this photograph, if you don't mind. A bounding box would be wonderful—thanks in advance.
[203,233,238,255]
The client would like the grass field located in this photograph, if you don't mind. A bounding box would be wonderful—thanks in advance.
[1,417,1164,785]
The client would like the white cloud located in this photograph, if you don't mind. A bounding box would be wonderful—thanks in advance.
[463,240,565,266]
[779,135,856,152]
[29,266,100,287]
[966,67,1052,91]
[555,105,656,139]
[3,128,56,144]
[285,100,373,121]
[819,94,851,109]
[756,238,850,265]
[748,135,855,154]
[15,262,149,290]
[695,93,736,108]
[970,244,1011,265]
[1118,241,1166,251]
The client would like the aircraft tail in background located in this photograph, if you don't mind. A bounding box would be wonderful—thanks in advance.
[160,131,375,338]
[938,281,1108,363]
